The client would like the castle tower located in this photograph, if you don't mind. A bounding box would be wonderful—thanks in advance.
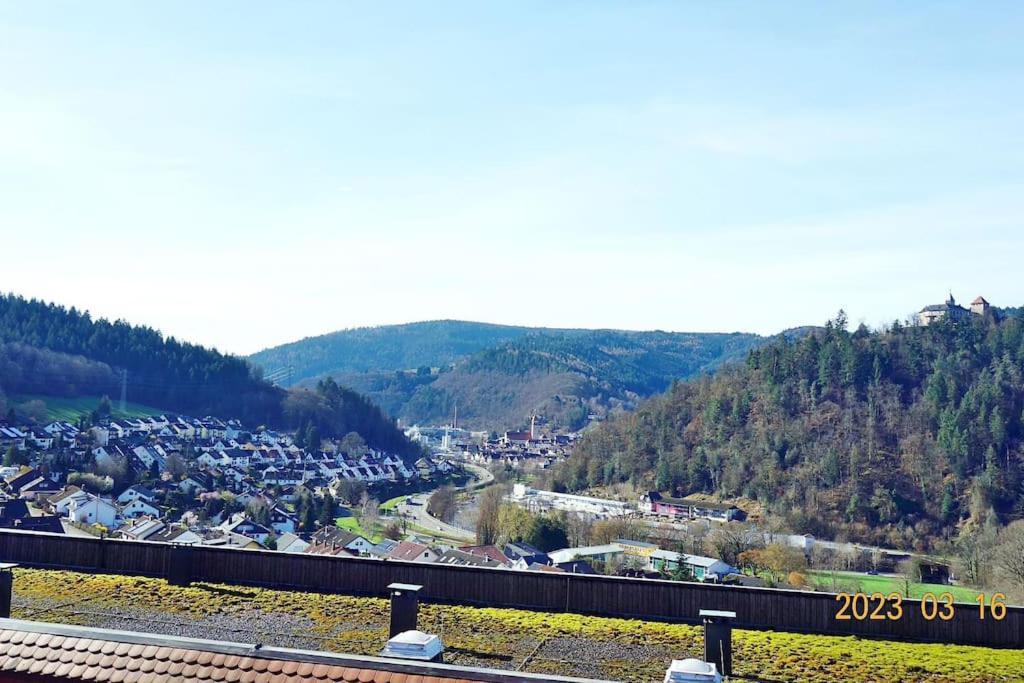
[971,296,990,317]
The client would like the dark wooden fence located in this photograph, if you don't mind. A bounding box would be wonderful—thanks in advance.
[0,529,1020,647]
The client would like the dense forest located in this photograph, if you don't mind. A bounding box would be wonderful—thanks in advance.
[550,310,1024,550]
[0,293,281,425]
[249,320,537,383]
[255,322,771,430]
[0,294,420,460]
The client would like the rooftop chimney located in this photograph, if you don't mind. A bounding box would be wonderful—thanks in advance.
[0,563,18,619]
[387,582,422,638]
[699,609,736,678]
[382,583,444,662]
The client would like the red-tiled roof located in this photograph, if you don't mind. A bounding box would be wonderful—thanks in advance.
[388,541,429,562]
[458,546,510,566]
[0,618,604,683]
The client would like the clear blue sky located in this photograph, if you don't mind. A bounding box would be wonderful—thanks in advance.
[2,2,1022,355]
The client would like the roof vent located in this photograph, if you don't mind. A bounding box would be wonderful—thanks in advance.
[380,629,444,662]
[663,658,722,683]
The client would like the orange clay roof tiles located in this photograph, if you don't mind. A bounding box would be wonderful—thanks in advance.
[0,620,575,683]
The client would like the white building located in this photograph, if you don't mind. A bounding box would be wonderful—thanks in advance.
[511,484,632,517]
[68,495,118,528]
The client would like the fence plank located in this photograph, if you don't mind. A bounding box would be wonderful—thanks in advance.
[0,529,1018,647]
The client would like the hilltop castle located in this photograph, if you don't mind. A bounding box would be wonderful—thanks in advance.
[917,293,991,326]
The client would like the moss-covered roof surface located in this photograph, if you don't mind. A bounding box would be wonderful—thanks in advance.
[11,569,1024,682]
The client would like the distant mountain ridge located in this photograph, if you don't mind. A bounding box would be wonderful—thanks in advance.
[249,320,537,381]
[250,321,781,430]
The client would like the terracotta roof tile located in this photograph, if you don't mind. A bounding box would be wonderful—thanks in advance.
[0,621,588,683]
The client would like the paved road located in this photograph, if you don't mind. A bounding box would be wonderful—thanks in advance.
[393,462,493,543]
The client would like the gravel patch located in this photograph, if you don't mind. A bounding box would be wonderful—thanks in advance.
[12,595,326,650]
[528,635,682,681]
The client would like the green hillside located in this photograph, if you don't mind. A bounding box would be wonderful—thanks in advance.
[249,320,536,383]
[250,322,773,430]
[8,394,164,422]
[0,294,422,460]
[550,310,1024,556]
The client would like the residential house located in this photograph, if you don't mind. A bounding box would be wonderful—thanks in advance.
[640,492,744,522]
[67,494,118,529]
[548,544,624,566]
[361,539,397,559]
[6,515,64,534]
[435,549,506,568]
[149,525,203,545]
[266,506,297,535]
[307,527,375,556]
[502,541,549,567]
[458,545,512,567]
[120,498,161,519]
[0,426,28,451]
[647,550,735,582]
[616,538,660,559]
[0,499,32,527]
[6,468,61,500]
[46,487,86,516]
[116,485,158,506]
[118,517,166,541]
[275,533,310,554]
[179,472,213,495]
[219,515,272,544]
[387,541,438,563]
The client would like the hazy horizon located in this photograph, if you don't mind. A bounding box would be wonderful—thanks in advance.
[3,3,1022,355]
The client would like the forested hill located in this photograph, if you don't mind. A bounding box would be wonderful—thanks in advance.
[0,294,420,459]
[0,294,280,425]
[251,322,770,430]
[550,311,1024,550]
[249,320,536,383]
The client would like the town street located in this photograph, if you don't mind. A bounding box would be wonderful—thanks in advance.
[393,462,494,543]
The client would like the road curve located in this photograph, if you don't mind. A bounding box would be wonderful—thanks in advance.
[393,461,493,542]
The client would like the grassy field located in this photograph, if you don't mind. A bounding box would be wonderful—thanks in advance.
[10,394,165,422]
[334,512,381,543]
[11,568,1024,682]
[379,495,407,512]
[809,571,985,603]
